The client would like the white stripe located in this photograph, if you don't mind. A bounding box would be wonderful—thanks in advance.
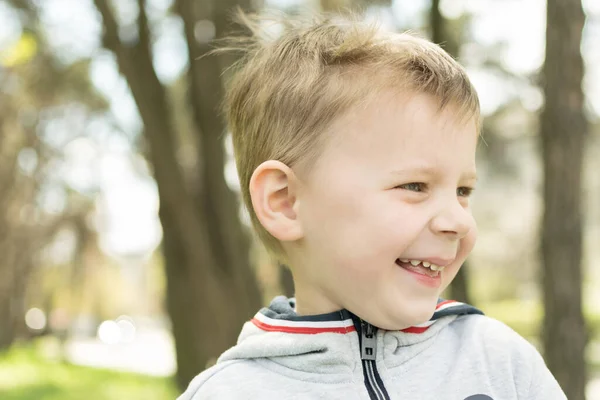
[435,301,464,313]
[366,361,385,400]
[253,312,355,329]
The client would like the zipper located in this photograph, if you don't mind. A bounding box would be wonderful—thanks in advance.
[354,317,391,400]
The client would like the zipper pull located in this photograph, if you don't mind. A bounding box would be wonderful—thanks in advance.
[360,321,377,361]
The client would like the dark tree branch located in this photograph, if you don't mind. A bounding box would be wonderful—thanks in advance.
[93,0,121,51]
[93,0,212,268]
[136,0,151,51]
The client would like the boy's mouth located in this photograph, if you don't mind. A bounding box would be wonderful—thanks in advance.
[395,258,445,278]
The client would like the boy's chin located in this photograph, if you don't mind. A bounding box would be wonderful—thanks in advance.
[375,302,438,331]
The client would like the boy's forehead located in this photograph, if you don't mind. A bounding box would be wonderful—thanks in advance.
[310,94,478,179]
[327,92,478,147]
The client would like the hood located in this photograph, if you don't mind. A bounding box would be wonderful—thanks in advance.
[218,296,483,375]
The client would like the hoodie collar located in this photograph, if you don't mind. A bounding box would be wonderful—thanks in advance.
[251,296,482,335]
[251,298,355,335]
[218,296,483,376]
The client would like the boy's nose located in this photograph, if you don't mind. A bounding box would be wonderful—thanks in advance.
[430,200,475,240]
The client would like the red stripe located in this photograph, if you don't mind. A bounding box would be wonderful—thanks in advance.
[436,300,457,309]
[252,302,458,335]
[251,318,356,334]
[401,325,431,334]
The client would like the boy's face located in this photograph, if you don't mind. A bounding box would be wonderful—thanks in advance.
[290,92,478,329]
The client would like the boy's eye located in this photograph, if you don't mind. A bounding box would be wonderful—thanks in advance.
[396,182,426,192]
[457,187,474,197]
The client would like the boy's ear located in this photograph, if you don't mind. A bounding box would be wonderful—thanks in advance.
[249,160,303,242]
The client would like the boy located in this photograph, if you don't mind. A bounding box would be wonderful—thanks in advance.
[178,12,566,400]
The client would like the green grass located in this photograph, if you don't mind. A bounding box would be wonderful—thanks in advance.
[481,299,600,340]
[0,342,179,400]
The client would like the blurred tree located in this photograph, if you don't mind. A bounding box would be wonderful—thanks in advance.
[320,0,346,10]
[430,0,459,56]
[92,0,263,389]
[279,263,295,298]
[540,0,588,398]
[0,1,106,349]
[0,90,37,349]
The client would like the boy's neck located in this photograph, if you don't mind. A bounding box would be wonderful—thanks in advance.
[293,282,342,316]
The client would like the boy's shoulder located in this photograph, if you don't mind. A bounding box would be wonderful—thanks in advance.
[453,311,523,335]
[177,359,262,400]
[449,312,539,358]
[444,313,565,399]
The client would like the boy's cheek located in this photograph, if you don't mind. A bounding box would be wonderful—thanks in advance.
[459,227,478,260]
[468,223,478,247]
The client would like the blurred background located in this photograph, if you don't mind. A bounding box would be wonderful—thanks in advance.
[0,0,598,399]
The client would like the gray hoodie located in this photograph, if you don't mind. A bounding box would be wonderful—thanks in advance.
[178,297,565,400]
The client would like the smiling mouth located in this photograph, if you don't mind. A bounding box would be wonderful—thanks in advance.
[395,258,445,278]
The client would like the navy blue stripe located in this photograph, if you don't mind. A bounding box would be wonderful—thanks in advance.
[432,300,483,321]
[362,361,379,400]
[370,360,391,400]
[259,306,353,322]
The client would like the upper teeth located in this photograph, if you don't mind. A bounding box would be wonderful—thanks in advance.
[399,259,444,271]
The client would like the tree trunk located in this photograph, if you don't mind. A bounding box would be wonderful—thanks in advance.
[540,0,588,398]
[93,0,263,391]
[0,112,30,350]
[279,264,295,298]
[447,263,471,304]
[430,0,471,305]
[320,0,347,11]
[430,0,460,58]
[0,244,18,350]
[0,231,35,350]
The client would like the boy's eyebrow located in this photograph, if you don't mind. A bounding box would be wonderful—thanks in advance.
[390,166,437,177]
[390,167,478,181]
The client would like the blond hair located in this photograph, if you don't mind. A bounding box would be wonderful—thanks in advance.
[222,11,480,257]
